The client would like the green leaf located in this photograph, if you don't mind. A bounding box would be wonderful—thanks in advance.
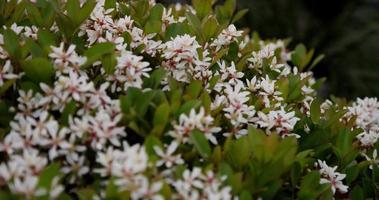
[102,53,117,74]
[38,30,56,50]
[104,178,118,199]
[0,100,13,126]
[176,100,202,117]
[25,2,44,26]
[71,0,96,28]
[226,133,253,170]
[184,80,202,100]
[291,44,305,66]
[309,54,325,70]
[202,16,219,41]
[335,128,354,156]
[132,0,149,25]
[19,81,40,93]
[22,58,55,84]
[298,171,327,200]
[310,98,321,124]
[145,20,162,34]
[3,29,21,59]
[286,75,303,102]
[38,162,60,188]
[83,42,115,68]
[77,188,96,200]
[291,162,302,187]
[200,91,212,112]
[104,0,116,10]
[136,90,156,116]
[66,0,80,20]
[55,13,77,39]
[351,185,364,200]
[0,191,19,200]
[144,4,164,34]
[231,8,248,23]
[152,103,170,136]
[190,130,211,158]
[239,191,253,200]
[143,68,166,89]
[0,79,16,95]
[165,23,191,41]
[144,135,162,158]
[185,12,204,43]
[60,101,77,126]
[346,165,360,184]
[215,0,236,25]
[121,87,156,119]
[8,1,26,25]
[192,0,213,19]
[25,38,44,58]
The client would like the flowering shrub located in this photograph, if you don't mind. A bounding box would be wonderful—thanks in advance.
[0,0,378,199]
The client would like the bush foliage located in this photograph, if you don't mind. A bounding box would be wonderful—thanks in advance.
[0,0,378,199]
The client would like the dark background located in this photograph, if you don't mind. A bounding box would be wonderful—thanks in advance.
[160,0,379,99]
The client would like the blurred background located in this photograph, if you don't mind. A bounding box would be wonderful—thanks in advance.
[160,0,379,99]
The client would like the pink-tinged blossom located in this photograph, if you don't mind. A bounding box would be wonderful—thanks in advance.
[316,160,349,194]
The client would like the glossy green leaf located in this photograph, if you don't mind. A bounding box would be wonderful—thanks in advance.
[152,103,170,136]
[83,42,115,68]
[22,58,55,84]
[310,98,321,124]
[192,0,213,19]
[190,130,211,158]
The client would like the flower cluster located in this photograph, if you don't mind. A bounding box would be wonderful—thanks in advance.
[162,34,211,83]
[172,168,232,200]
[345,97,379,147]
[108,50,151,91]
[0,0,378,199]
[169,107,221,144]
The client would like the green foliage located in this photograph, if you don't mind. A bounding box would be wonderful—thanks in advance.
[0,0,377,199]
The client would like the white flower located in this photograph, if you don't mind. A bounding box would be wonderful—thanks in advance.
[49,177,64,199]
[161,8,185,31]
[172,168,233,200]
[95,147,118,177]
[169,107,221,144]
[112,144,149,190]
[345,97,379,147]
[9,23,23,34]
[217,61,244,85]
[49,43,87,73]
[23,26,38,39]
[87,110,126,150]
[255,107,300,138]
[356,130,379,147]
[0,60,19,86]
[161,34,210,83]
[181,167,204,189]
[40,124,71,160]
[55,70,94,102]
[10,176,46,198]
[154,141,184,168]
[129,27,162,56]
[108,50,151,91]
[362,150,379,169]
[0,161,23,182]
[317,160,349,194]
[221,82,255,137]
[211,25,243,51]
[17,149,48,176]
[131,176,163,200]
[0,132,23,154]
[61,154,89,183]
